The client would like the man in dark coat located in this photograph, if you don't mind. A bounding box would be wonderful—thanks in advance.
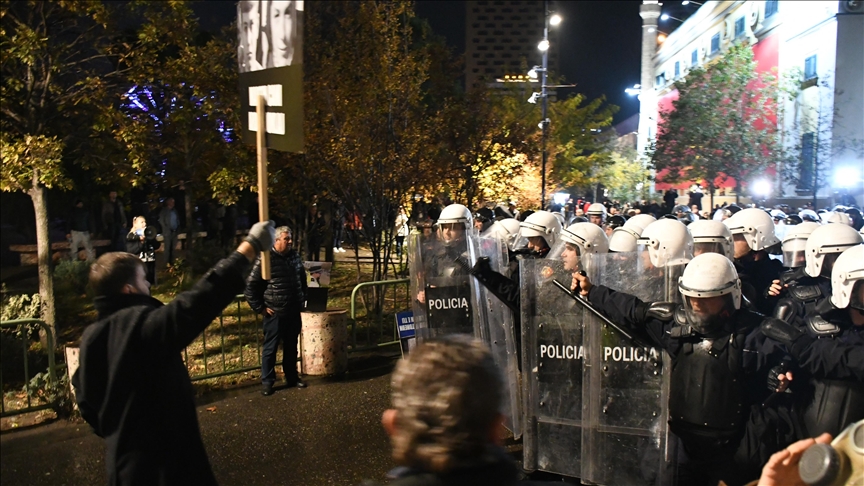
[72,221,275,486]
[244,225,308,395]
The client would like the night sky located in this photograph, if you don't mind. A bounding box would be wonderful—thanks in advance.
[192,1,700,125]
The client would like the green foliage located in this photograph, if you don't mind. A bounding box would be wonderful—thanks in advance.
[0,134,69,193]
[649,42,780,196]
[0,286,42,321]
[550,94,619,189]
[53,260,91,296]
[24,370,70,416]
[597,148,651,203]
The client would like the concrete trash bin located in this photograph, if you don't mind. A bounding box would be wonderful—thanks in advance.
[300,309,348,376]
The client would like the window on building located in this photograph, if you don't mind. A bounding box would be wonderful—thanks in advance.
[675,61,680,77]
[735,16,745,37]
[656,72,666,87]
[765,0,778,18]
[691,49,698,66]
[804,55,817,80]
[710,33,721,54]
[798,132,815,190]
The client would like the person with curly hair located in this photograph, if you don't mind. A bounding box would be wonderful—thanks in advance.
[363,336,518,486]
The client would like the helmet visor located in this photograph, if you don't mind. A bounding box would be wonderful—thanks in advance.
[682,294,735,334]
[693,241,727,258]
[850,280,864,312]
[547,240,581,271]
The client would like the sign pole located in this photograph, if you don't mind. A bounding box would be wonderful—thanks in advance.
[256,94,271,280]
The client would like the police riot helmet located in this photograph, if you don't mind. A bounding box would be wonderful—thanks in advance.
[780,222,821,269]
[822,210,853,226]
[688,219,733,258]
[571,216,589,223]
[638,219,694,268]
[804,224,863,278]
[608,214,655,253]
[799,209,820,223]
[784,214,803,226]
[830,246,864,310]
[586,203,607,225]
[481,218,520,244]
[512,210,562,252]
[724,208,781,252]
[770,209,787,222]
[549,222,609,267]
[605,214,627,231]
[436,204,473,245]
[678,252,742,334]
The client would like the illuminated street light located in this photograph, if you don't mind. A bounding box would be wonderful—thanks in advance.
[625,84,642,96]
[835,166,862,188]
[533,1,562,208]
[538,39,550,51]
[550,13,562,26]
[661,13,684,22]
[682,1,703,5]
[752,179,772,199]
[658,33,668,43]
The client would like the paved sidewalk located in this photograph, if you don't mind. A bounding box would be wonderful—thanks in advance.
[1,372,394,486]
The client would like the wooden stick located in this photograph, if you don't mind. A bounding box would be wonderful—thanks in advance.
[256,94,271,280]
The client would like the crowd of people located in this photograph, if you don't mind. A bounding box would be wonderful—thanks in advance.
[68,183,863,485]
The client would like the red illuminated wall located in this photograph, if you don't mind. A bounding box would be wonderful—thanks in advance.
[655,33,779,191]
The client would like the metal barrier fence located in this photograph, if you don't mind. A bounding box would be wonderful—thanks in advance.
[349,278,410,352]
[186,295,264,382]
[0,319,60,418]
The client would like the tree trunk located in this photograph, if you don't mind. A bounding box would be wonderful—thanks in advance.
[184,184,196,249]
[709,183,715,213]
[28,182,55,347]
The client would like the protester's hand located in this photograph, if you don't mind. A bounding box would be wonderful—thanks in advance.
[245,220,276,253]
[767,279,785,297]
[264,308,275,316]
[572,271,592,296]
[757,433,832,486]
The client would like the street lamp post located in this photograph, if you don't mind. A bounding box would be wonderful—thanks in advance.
[538,1,561,210]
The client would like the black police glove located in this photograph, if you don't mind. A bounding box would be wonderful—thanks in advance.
[766,362,792,393]
[645,302,677,321]
[245,220,276,253]
[470,256,493,277]
[760,317,813,358]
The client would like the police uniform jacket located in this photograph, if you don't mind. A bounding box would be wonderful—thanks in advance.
[586,284,769,445]
[244,247,307,315]
[72,251,250,486]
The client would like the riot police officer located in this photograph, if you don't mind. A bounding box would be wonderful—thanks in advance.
[689,219,733,258]
[761,245,864,439]
[573,253,772,485]
[586,202,607,227]
[547,222,609,273]
[724,208,784,314]
[608,214,655,253]
[470,210,562,312]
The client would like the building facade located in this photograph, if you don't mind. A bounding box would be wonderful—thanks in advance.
[637,0,863,207]
[465,0,559,89]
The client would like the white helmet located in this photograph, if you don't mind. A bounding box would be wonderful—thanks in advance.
[437,204,472,226]
[724,208,780,252]
[780,221,821,269]
[608,215,655,253]
[586,203,607,224]
[553,212,566,226]
[678,253,742,334]
[481,218,520,243]
[804,224,864,278]
[513,210,562,251]
[830,246,864,309]
[638,219,694,268]
[552,222,609,256]
[799,209,820,223]
[688,219,733,258]
[822,211,853,226]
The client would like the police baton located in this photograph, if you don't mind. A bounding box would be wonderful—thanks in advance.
[551,278,649,348]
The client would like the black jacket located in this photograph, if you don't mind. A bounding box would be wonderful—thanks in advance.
[244,248,307,315]
[72,251,250,485]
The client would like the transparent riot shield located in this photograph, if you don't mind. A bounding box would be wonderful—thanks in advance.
[408,231,482,341]
[579,252,677,485]
[475,235,522,438]
[521,258,586,478]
